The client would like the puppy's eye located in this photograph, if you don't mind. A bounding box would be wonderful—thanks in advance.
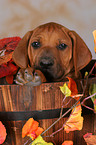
[57,43,67,50]
[31,41,40,49]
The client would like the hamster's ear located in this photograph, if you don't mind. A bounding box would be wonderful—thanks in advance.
[12,31,33,68]
[69,31,92,77]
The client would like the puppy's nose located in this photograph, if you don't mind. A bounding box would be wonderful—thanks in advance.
[40,57,54,68]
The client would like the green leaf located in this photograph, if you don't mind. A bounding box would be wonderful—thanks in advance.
[60,83,71,97]
[89,84,96,103]
[32,135,53,145]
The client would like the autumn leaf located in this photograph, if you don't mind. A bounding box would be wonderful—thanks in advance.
[0,121,7,144]
[22,118,44,140]
[0,52,13,65]
[89,83,96,112]
[22,118,34,138]
[0,37,21,51]
[67,77,78,99]
[0,61,18,78]
[64,105,83,133]
[62,140,73,145]
[93,30,96,53]
[0,37,21,83]
[60,83,71,97]
[60,77,78,99]
[83,133,96,145]
[32,135,53,145]
[84,71,88,77]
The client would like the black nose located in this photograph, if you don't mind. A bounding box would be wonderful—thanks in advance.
[40,57,54,68]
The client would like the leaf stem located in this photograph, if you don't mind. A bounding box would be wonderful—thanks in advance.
[41,94,83,136]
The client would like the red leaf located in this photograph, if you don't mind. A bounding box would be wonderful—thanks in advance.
[67,77,78,100]
[0,37,20,79]
[6,75,14,84]
[0,121,7,144]
[0,37,21,51]
[0,61,18,78]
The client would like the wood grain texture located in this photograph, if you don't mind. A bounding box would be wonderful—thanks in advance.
[0,78,96,145]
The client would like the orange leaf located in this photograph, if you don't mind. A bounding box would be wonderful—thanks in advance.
[93,30,96,53]
[0,121,7,144]
[62,140,73,145]
[22,118,44,140]
[67,77,78,100]
[35,127,44,136]
[22,118,34,138]
[64,105,83,133]
[29,120,39,134]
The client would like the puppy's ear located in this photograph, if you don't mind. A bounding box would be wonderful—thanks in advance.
[12,31,33,68]
[69,31,92,77]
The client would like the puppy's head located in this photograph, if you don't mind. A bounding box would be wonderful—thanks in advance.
[12,22,92,82]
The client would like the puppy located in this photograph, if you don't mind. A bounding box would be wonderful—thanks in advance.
[12,22,92,82]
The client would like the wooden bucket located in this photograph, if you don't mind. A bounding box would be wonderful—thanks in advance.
[0,78,95,145]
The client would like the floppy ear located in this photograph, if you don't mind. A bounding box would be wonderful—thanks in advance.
[69,31,92,77]
[12,31,33,68]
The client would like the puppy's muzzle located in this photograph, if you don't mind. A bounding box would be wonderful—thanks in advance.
[40,57,54,69]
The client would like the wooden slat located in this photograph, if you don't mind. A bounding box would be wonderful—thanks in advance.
[0,78,96,145]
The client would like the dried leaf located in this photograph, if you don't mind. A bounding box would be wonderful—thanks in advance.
[35,127,44,136]
[64,105,83,133]
[0,121,7,144]
[67,77,78,98]
[22,118,34,138]
[89,83,96,112]
[32,135,53,145]
[83,133,96,145]
[0,49,6,56]
[0,61,18,78]
[0,52,13,65]
[93,30,96,53]
[0,37,21,80]
[29,120,39,134]
[22,118,44,140]
[62,140,73,145]
[60,83,71,97]
[0,37,21,51]
[84,71,89,77]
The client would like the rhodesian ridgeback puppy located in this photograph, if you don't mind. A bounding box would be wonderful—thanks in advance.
[12,22,92,82]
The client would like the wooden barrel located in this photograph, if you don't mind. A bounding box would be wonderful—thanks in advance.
[0,78,95,145]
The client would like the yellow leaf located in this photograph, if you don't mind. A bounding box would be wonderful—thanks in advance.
[32,135,53,145]
[64,105,83,133]
[84,71,88,77]
[60,83,71,97]
[92,30,96,53]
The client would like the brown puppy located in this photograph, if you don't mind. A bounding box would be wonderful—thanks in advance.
[12,22,92,82]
